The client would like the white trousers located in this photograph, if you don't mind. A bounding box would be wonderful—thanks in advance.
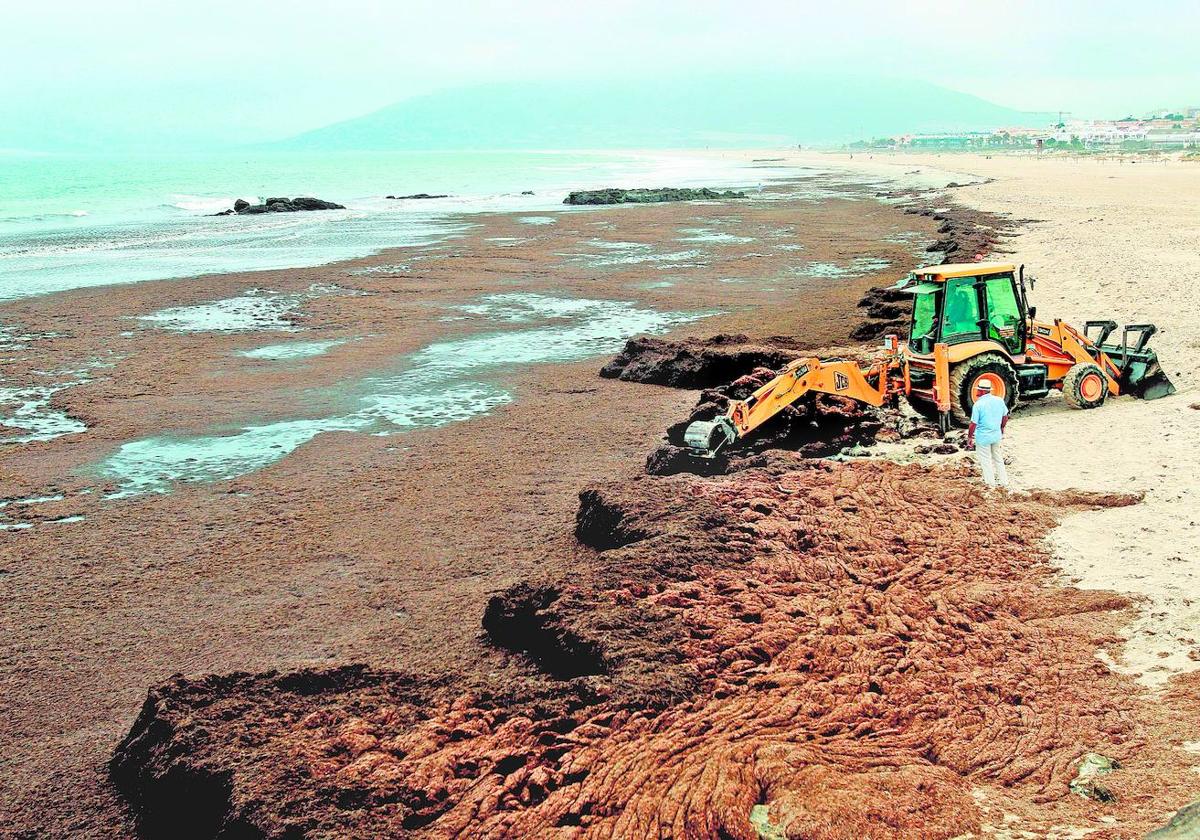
[975,440,1009,489]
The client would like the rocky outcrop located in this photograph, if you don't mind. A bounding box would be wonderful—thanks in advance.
[564,187,747,205]
[385,193,449,200]
[211,196,345,215]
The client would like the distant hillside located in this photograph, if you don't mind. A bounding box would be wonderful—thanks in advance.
[274,74,1050,150]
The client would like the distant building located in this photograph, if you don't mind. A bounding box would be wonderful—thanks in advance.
[906,134,986,149]
[870,108,1200,152]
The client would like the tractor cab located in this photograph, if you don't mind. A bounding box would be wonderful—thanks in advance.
[901,262,1027,357]
[896,261,1038,426]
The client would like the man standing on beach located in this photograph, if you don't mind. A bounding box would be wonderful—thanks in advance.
[966,380,1010,490]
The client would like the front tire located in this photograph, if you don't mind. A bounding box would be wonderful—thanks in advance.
[1062,362,1107,409]
[947,352,1019,426]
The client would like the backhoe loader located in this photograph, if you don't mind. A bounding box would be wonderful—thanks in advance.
[685,262,1175,456]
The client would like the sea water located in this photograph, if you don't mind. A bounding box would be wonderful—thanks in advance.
[236,339,350,360]
[0,150,786,301]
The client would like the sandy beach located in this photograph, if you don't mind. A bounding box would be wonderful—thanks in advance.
[4,154,1200,838]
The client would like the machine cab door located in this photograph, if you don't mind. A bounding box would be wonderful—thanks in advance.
[940,275,983,344]
[905,283,942,355]
[980,272,1025,355]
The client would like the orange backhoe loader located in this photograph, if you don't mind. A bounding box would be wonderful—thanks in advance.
[685,262,1175,455]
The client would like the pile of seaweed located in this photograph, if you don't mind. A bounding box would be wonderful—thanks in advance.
[108,458,1189,839]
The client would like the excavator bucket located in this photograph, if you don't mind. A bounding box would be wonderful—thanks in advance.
[684,416,737,457]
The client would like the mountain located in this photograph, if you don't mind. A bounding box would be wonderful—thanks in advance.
[274,74,1050,150]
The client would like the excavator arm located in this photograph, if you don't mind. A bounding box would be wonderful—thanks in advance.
[684,356,897,456]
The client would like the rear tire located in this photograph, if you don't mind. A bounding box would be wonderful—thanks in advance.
[947,352,1019,426]
[1063,362,1107,409]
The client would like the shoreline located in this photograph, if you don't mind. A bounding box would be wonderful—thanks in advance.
[0,149,817,302]
[0,171,939,492]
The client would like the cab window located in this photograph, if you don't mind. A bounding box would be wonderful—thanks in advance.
[941,276,981,341]
[983,273,1023,353]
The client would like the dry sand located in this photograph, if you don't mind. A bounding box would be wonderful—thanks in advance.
[794,150,1200,690]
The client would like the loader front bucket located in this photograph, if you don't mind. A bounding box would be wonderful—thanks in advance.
[1101,325,1176,400]
[1125,360,1176,400]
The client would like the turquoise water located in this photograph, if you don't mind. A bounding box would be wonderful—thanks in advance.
[0,360,113,444]
[0,380,89,444]
[98,293,712,495]
[0,150,775,300]
[791,257,893,279]
[677,227,755,244]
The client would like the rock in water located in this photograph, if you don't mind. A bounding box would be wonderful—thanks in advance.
[386,193,449,199]
[290,196,343,211]
[209,196,345,215]
[563,187,748,205]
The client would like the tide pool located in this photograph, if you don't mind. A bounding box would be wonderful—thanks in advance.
[138,289,306,333]
[791,257,892,279]
[1,380,89,444]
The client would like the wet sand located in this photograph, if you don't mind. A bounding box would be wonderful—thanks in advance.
[0,181,936,835]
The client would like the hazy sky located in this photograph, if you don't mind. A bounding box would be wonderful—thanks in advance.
[3,0,1196,148]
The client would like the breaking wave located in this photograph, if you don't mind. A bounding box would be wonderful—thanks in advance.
[169,195,260,213]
